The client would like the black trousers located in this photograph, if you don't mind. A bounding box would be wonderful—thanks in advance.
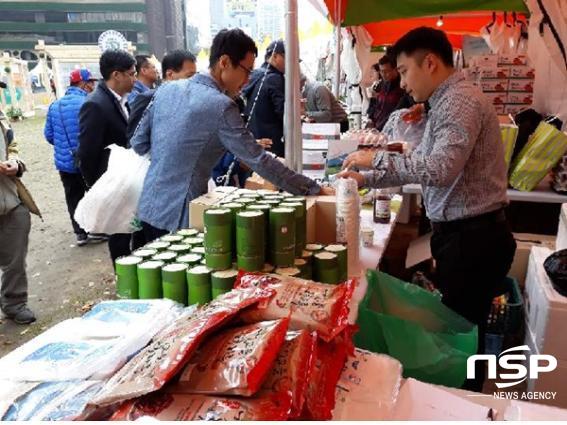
[141,221,169,244]
[59,171,87,236]
[430,212,516,392]
[108,231,145,265]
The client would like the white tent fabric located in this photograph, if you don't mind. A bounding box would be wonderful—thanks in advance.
[526,0,567,129]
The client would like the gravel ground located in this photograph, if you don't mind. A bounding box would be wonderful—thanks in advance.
[0,115,115,357]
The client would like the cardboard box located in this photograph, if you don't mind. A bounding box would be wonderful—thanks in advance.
[480,79,509,92]
[510,233,556,289]
[484,92,507,105]
[556,203,567,251]
[480,67,510,79]
[508,79,534,93]
[510,65,535,79]
[506,92,533,105]
[499,54,529,66]
[305,197,317,243]
[473,54,499,68]
[524,246,567,361]
[314,195,337,244]
[188,191,229,230]
[244,173,278,191]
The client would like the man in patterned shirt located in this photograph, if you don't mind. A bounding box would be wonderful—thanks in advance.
[340,27,516,392]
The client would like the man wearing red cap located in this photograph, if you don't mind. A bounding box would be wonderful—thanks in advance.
[44,68,104,246]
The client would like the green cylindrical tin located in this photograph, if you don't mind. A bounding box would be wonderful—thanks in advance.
[162,263,188,305]
[263,195,285,202]
[305,243,324,253]
[313,252,340,284]
[152,251,177,264]
[235,188,255,196]
[177,253,202,267]
[132,248,158,261]
[219,203,244,259]
[280,202,306,256]
[275,267,301,277]
[115,256,143,299]
[287,196,307,208]
[241,192,260,200]
[258,189,278,196]
[269,207,296,267]
[197,232,205,239]
[302,250,314,264]
[236,210,265,271]
[160,234,184,244]
[325,244,348,282]
[183,237,203,247]
[137,260,164,299]
[200,258,206,265]
[204,209,232,270]
[263,263,275,273]
[211,269,238,299]
[247,204,271,252]
[258,199,281,207]
[238,198,256,206]
[169,244,192,256]
[145,241,171,252]
[177,228,199,237]
[294,258,312,280]
[191,246,206,255]
[187,265,212,305]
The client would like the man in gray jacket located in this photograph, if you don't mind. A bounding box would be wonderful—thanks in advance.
[0,98,39,324]
[300,74,348,132]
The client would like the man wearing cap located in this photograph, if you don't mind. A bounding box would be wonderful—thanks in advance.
[44,69,104,246]
[242,39,286,157]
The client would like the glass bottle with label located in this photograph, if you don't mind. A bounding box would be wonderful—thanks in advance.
[373,189,391,224]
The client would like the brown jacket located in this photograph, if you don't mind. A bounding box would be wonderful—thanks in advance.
[0,112,41,217]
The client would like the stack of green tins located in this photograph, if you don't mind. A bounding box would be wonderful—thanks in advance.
[220,202,244,257]
[184,237,203,248]
[133,248,158,261]
[152,251,177,264]
[211,269,238,298]
[279,201,306,256]
[258,199,280,208]
[161,234,184,244]
[294,258,311,280]
[204,209,233,270]
[305,243,324,253]
[187,265,212,305]
[191,246,206,256]
[177,253,202,268]
[162,263,188,305]
[115,256,143,299]
[247,204,271,257]
[138,260,164,299]
[270,207,296,267]
[145,241,170,252]
[313,251,340,284]
[325,244,348,282]
[169,244,192,256]
[177,228,199,238]
[236,210,265,271]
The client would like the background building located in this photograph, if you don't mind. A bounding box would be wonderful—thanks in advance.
[0,0,186,61]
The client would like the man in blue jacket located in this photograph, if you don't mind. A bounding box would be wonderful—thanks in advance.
[241,40,286,157]
[44,69,104,246]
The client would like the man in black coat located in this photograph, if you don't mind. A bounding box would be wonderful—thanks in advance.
[241,40,286,158]
[78,49,139,264]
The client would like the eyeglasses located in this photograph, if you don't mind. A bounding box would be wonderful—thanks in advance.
[238,63,254,76]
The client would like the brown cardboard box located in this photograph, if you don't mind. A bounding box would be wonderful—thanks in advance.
[314,196,337,244]
[306,197,317,243]
[188,191,227,230]
[511,233,556,289]
[244,173,278,191]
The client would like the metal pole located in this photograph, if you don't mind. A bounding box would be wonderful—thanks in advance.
[284,0,301,173]
[333,0,342,98]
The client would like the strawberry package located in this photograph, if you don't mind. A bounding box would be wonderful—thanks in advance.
[110,391,292,421]
[302,326,356,420]
[261,329,317,418]
[91,286,275,406]
[176,318,290,396]
[235,273,355,342]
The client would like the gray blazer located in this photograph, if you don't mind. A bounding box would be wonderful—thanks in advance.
[131,73,320,232]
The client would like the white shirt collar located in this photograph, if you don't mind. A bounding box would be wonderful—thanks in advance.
[108,86,129,118]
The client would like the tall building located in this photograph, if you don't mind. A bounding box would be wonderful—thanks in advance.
[209,0,226,41]
[256,0,283,41]
[0,0,186,60]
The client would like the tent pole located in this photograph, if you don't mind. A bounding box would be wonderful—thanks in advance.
[284,0,302,172]
[333,0,341,98]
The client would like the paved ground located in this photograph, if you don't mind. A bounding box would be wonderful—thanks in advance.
[0,115,115,357]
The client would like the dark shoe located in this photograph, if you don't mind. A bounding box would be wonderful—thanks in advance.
[88,233,109,243]
[6,306,36,325]
[76,233,89,247]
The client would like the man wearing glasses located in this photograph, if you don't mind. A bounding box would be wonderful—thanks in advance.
[78,49,141,263]
[242,39,286,158]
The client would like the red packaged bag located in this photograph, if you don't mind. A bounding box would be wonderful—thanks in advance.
[92,286,275,406]
[261,329,317,418]
[176,318,290,396]
[111,391,292,421]
[235,273,356,342]
[302,326,356,420]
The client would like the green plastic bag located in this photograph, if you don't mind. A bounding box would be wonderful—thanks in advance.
[355,270,478,388]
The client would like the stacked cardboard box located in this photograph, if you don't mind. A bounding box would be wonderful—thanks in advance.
[468,54,535,116]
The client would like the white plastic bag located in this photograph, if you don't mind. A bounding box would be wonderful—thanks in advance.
[382,109,427,149]
[74,145,150,234]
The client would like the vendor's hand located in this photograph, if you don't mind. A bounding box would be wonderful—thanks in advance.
[336,170,365,188]
[256,138,272,149]
[0,161,18,177]
[342,150,376,170]
[319,186,335,196]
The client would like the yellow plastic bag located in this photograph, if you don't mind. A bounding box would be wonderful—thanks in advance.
[509,121,567,191]
[500,124,518,171]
